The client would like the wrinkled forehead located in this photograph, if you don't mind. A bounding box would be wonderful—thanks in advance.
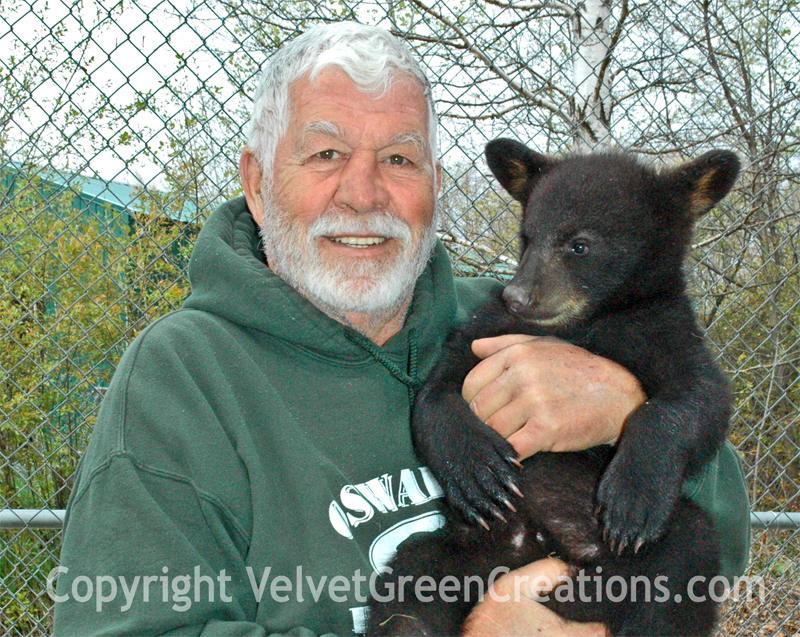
[300,119,429,153]
[286,68,433,147]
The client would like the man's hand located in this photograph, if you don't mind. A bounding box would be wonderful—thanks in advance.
[462,335,645,460]
[463,558,606,637]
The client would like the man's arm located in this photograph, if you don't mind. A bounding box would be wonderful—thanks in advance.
[463,334,750,579]
[464,335,642,457]
[54,318,323,637]
[53,322,263,636]
[54,457,266,637]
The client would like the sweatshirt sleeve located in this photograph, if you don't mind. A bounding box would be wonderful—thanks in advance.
[53,319,324,637]
[53,314,348,637]
[682,440,751,581]
[54,433,344,637]
[53,453,265,636]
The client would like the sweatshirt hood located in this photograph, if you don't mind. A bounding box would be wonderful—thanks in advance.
[183,197,457,366]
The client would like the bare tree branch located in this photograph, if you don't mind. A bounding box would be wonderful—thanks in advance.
[403,0,576,128]
[481,0,574,15]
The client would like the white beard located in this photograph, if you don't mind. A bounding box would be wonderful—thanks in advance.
[258,193,439,318]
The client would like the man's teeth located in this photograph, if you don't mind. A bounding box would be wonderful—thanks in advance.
[330,236,387,248]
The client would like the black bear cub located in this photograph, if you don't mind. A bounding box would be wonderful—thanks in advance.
[368,140,740,636]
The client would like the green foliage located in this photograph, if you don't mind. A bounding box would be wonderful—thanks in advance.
[0,529,60,637]
[0,169,199,510]
[0,168,199,634]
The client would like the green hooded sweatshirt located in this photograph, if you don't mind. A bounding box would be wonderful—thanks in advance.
[54,197,750,637]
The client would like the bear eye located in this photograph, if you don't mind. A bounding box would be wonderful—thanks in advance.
[571,240,589,255]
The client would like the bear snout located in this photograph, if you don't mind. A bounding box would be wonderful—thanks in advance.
[503,284,532,314]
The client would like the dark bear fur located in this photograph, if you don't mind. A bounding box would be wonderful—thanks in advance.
[367,140,740,636]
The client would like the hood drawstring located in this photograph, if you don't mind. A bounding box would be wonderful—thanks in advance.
[344,328,423,403]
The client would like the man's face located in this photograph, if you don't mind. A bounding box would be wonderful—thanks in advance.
[247,67,441,316]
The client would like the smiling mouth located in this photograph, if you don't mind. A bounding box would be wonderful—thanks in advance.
[328,236,388,248]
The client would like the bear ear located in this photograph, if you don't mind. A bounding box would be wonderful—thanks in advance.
[666,150,741,219]
[485,138,557,204]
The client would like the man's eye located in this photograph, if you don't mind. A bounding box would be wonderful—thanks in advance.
[316,150,339,160]
[388,154,408,165]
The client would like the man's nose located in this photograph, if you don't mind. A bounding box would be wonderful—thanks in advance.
[333,152,390,213]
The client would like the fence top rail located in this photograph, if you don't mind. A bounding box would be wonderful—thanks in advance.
[2,509,797,530]
[0,509,66,529]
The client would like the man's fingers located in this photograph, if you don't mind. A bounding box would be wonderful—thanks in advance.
[462,348,513,405]
[471,334,540,360]
[466,378,518,430]
[506,422,550,461]
[491,557,573,600]
[464,335,547,405]
[513,557,573,595]
[465,559,607,637]
[484,402,532,442]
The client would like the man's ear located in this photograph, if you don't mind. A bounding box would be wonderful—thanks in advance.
[240,148,265,226]
[435,161,442,197]
[666,150,741,219]
[485,138,556,205]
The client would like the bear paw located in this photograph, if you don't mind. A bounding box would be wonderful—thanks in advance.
[595,450,682,553]
[426,418,521,528]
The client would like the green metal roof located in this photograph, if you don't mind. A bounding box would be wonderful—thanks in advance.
[4,162,197,222]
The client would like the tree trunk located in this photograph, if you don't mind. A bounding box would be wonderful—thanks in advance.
[571,0,613,148]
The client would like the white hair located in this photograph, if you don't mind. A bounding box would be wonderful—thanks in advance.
[246,21,438,182]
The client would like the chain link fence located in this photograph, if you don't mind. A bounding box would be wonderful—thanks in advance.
[1,0,798,634]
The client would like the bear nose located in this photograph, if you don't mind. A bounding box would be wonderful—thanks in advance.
[503,285,530,314]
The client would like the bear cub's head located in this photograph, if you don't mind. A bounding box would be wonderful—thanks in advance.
[485,139,740,328]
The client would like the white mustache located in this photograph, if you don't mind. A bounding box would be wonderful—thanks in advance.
[306,210,413,246]
[258,191,439,316]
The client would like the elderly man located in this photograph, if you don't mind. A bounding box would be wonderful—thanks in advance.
[54,22,749,636]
